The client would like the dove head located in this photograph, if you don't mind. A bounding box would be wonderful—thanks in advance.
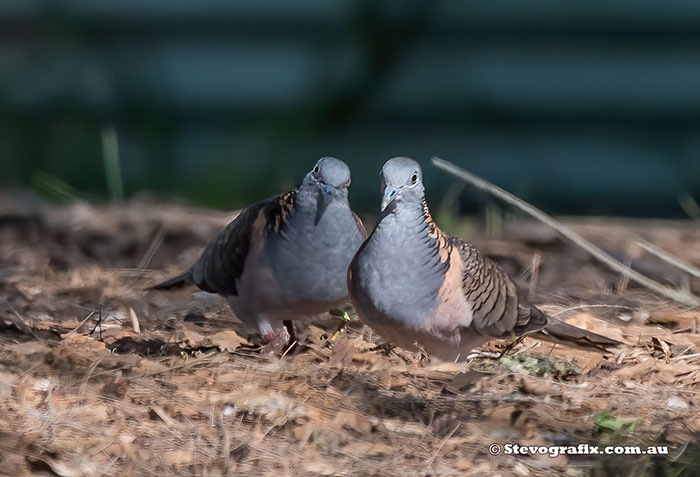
[380,157,425,212]
[302,157,352,224]
[304,156,351,190]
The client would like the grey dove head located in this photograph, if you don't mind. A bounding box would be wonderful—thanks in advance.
[304,156,351,189]
[380,157,424,212]
[302,157,352,224]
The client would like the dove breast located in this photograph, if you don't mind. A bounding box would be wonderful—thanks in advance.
[349,213,484,360]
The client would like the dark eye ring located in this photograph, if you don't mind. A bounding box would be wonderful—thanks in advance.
[410,172,418,184]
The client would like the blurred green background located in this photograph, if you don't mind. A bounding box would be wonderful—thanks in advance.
[2,1,700,217]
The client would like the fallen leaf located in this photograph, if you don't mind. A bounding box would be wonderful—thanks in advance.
[210,330,247,352]
[335,411,374,435]
[614,359,655,379]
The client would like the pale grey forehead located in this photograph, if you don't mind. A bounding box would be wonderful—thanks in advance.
[381,157,422,185]
[316,156,350,186]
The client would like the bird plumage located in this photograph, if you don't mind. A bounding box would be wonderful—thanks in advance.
[349,157,618,361]
[188,191,294,296]
[151,157,366,342]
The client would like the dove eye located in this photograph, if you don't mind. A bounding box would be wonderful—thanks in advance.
[313,165,320,175]
[410,172,418,185]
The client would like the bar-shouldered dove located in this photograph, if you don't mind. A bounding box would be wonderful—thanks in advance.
[151,157,366,343]
[348,157,620,362]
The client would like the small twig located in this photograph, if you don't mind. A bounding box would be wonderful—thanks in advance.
[219,414,232,476]
[512,340,541,357]
[431,157,700,307]
[90,303,104,341]
[551,304,634,317]
[10,307,27,326]
[670,352,700,361]
[150,405,175,426]
[671,441,690,463]
[424,423,460,470]
[280,340,298,359]
[637,239,700,279]
[498,336,526,358]
[68,310,96,334]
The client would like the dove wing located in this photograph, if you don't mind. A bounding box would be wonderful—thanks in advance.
[451,237,547,337]
[188,190,296,295]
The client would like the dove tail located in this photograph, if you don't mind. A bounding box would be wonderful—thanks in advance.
[513,305,548,336]
[147,273,190,291]
[538,316,620,351]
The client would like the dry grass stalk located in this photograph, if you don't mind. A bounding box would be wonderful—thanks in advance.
[431,157,700,307]
[637,239,700,279]
[528,252,542,301]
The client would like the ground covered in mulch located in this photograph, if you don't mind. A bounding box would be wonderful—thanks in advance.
[0,198,698,476]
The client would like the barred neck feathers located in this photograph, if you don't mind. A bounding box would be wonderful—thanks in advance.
[377,197,452,274]
[418,197,453,272]
[264,185,328,236]
[264,188,297,234]
[271,182,355,252]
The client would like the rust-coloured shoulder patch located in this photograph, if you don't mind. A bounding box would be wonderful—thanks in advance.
[421,197,452,265]
[265,188,297,233]
[421,197,438,239]
[353,212,368,239]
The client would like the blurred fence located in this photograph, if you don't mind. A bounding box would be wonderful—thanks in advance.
[1,1,700,216]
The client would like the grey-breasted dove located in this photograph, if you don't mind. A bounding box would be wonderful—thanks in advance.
[151,157,366,343]
[348,157,620,362]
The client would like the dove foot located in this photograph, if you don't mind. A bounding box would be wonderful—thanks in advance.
[262,331,277,344]
[260,327,291,356]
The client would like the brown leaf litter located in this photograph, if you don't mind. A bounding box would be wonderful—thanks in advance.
[0,199,699,476]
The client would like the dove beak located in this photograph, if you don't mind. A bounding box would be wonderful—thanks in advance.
[314,182,336,225]
[380,187,399,212]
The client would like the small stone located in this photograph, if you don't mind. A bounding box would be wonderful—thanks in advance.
[665,396,689,410]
